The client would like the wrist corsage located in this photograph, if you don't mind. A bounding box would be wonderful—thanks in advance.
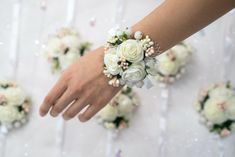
[96,87,139,130]
[195,82,235,137]
[103,28,161,88]
[43,27,91,73]
[152,42,192,84]
[0,81,31,133]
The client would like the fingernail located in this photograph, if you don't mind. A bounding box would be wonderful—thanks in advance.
[50,111,58,117]
[39,112,46,117]
[63,116,70,121]
[78,115,87,123]
[39,108,46,117]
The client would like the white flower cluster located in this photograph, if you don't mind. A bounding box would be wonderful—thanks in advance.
[44,27,91,73]
[0,81,31,132]
[152,42,192,84]
[195,82,235,137]
[103,29,159,88]
[96,87,139,130]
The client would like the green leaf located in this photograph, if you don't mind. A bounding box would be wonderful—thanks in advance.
[79,42,92,56]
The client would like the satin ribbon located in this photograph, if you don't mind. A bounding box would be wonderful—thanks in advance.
[212,134,225,157]
[0,133,6,157]
[0,126,8,157]
[158,85,170,157]
[215,11,235,157]
[55,117,66,157]
[9,0,22,80]
[66,0,77,27]
[55,1,77,156]
[106,130,118,157]
[222,11,235,81]
[2,0,22,156]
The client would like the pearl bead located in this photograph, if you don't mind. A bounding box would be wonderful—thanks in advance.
[149,41,154,45]
[176,74,181,79]
[125,28,132,36]
[180,68,186,74]
[134,31,143,40]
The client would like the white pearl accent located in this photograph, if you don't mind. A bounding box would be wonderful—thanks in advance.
[149,41,154,45]
[134,31,143,40]
[176,74,181,79]
[125,28,132,36]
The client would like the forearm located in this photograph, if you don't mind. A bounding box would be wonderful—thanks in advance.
[132,0,235,52]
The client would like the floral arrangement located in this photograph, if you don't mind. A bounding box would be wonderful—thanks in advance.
[43,27,91,73]
[96,86,139,130]
[0,81,31,132]
[152,42,192,84]
[195,82,235,137]
[103,28,161,87]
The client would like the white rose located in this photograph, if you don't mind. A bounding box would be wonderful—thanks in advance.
[104,122,116,129]
[45,37,62,57]
[59,51,79,70]
[0,93,6,104]
[0,106,23,123]
[194,102,202,112]
[117,39,144,63]
[145,58,158,76]
[207,86,235,120]
[203,98,228,124]
[61,35,80,50]
[230,123,235,131]
[57,27,78,37]
[122,63,146,84]
[225,96,235,120]
[117,94,134,118]
[172,44,190,64]
[2,87,26,106]
[209,86,234,99]
[157,53,181,76]
[104,49,122,75]
[98,104,118,121]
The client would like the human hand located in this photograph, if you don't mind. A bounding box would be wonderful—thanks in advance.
[39,47,122,122]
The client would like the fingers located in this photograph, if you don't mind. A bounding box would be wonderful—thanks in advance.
[40,78,67,116]
[62,97,89,120]
[50,88,77,117]
[78,86,121,122]
[78,100,104,122]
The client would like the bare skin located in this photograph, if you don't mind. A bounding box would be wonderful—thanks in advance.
[39,0,235,122]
